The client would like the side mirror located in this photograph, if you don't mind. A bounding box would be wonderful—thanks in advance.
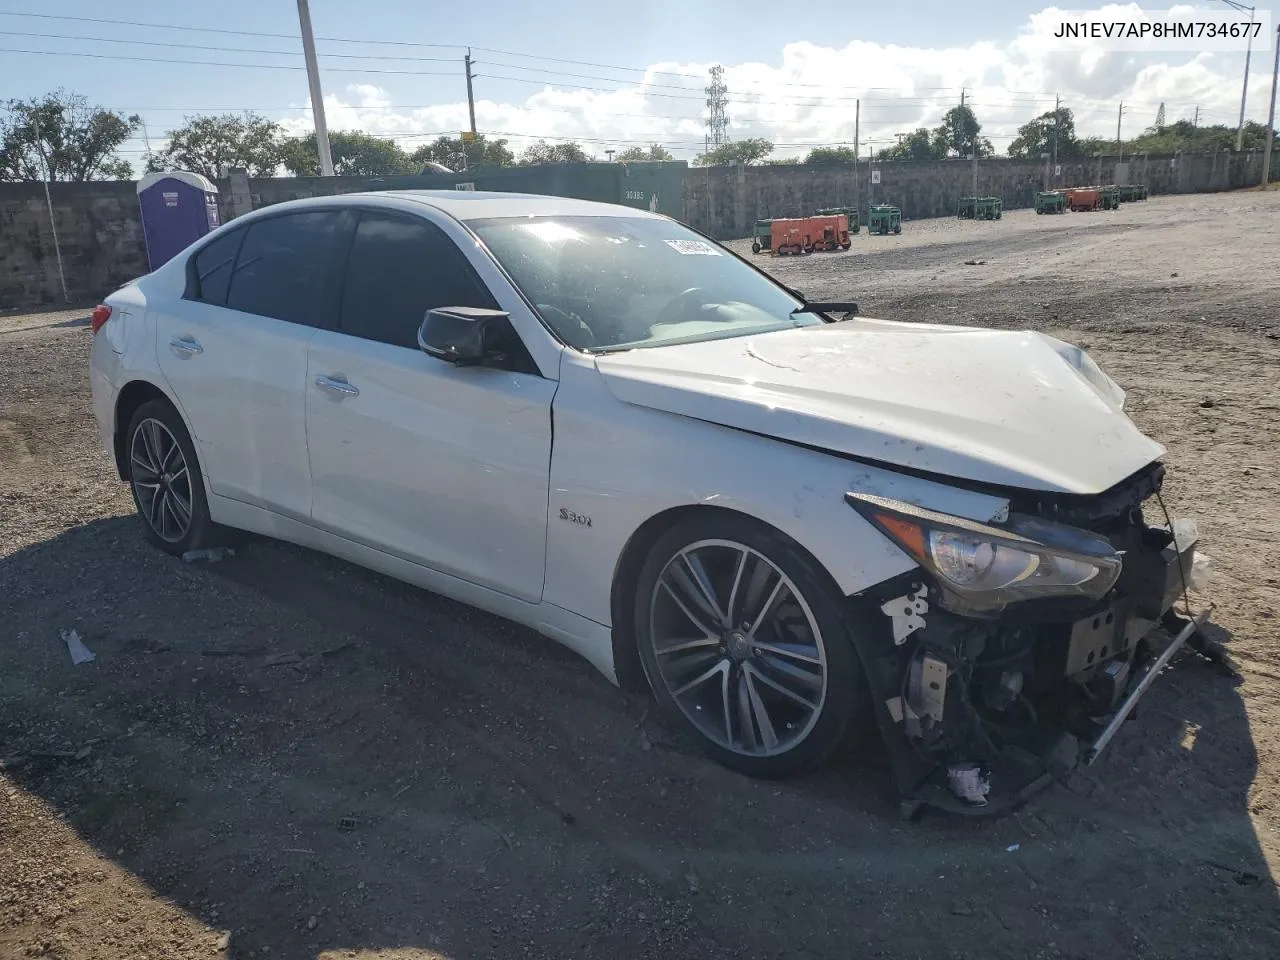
[418,307,510,366]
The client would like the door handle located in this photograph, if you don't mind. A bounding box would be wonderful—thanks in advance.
[314,375,360,398]
[169,336,203,356]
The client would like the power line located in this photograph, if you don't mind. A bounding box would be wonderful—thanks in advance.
[0,28,463,61]
[0,11,962,93]
[0,47,459,74]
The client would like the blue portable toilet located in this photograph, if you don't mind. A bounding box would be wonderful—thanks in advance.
[137,171,221,271]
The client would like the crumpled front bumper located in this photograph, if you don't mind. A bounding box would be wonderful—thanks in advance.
[863,525,1211,820]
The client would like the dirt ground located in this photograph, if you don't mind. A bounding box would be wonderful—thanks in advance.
[2,190,1279,960]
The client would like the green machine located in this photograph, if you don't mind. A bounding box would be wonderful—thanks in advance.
[1035,191,1067,214]
[869,205,901,235]
[1099,186,1121,210]
[815,207,861,233]
[1117,184,1149,202]
[751,219,774,254]
[958,196,1002,220]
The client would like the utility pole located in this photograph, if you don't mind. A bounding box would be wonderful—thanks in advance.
[853,98,861,216]
[464,49,477,137]
[296,0,333,176]
[1117,102,1124,162]
[1261,23,1279,188]
[1215,0,1256,150]
[1237,4,1256,150]
[605,149,615,162]
[1193,105,1200,128]
[1052,94,1060,166]
[30,113,68,303]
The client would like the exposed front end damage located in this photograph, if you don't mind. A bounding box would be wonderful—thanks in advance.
[844,463,1215,817]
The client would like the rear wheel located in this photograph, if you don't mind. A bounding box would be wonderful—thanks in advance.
[634,513,861,779]
[751,241,761,254]
[126,399,218,556]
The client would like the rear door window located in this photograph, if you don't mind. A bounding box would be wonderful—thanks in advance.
[338,212,498,350]
[225,211,344,325]
[188,227,245,306]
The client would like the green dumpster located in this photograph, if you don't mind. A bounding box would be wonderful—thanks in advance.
[869,205,901,235]
[751,219,773,254]
[815,206,860,234]
[1035,191,1067,214]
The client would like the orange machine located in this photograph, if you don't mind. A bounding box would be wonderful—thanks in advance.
[771,215,852,255]
[770,218,811,255]
[806,214,851,251]
[1068,188,1100,212]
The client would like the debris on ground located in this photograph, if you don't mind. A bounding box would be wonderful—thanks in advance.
[962,259,988,265]
[182,547,235,563]
[60,629,95,665]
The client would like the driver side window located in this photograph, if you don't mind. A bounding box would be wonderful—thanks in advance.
[339,212,487,345]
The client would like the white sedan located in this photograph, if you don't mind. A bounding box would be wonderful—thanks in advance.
[90,191,1202,810]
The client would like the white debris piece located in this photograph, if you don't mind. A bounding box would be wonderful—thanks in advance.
[881,585,928,645]
[61,629,96,665]
[947,762,990,806]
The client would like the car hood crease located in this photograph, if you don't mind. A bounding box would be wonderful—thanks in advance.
[593,320,1165,495]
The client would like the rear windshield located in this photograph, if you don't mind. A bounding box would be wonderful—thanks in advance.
[469,215,816,352]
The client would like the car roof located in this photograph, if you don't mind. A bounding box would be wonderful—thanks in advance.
[380,189,665,221]
[255,189,665,222]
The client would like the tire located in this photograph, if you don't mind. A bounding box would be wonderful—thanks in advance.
[633,512,862,779]
[125,398,220,556]
[893,225,901,234]
[752,242,761,254]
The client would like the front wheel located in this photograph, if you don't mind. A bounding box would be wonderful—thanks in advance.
[126,398,220,556]
[751,241,761,254]
[634,514,862,779]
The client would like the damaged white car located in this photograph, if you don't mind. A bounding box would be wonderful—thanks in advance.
[90,191,1211,815]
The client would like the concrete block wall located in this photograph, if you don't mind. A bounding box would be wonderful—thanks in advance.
[683,149,1272,239]
[0,149,1273,310]
[0,181,147,310]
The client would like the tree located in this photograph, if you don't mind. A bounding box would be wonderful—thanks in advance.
[0,90,139,182]
[694,138,773,166]
[933,105,993,158]
[145,112,284,180]
[409,134,515,171]
[616,143,674,162]
[519,140,592,164]
[802,146,858,165]
[1007,107,1079,160]
[281,131,413,177]
[879,128,947,162]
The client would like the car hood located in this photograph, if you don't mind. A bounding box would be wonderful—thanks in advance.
[593,318,1165,495]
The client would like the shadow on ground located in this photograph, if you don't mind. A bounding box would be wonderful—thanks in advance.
[2,516,1276,960]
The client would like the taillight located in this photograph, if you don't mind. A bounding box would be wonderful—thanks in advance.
[90,304,112,334]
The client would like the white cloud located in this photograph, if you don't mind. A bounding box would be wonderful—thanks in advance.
[278,5,1268,161]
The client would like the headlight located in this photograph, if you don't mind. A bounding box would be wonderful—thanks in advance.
[847,493,1122,612]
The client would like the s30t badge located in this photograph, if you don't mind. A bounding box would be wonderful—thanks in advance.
[559,508,592,528]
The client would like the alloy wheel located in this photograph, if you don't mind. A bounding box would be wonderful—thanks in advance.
[647,539,829,758]
[130,417,194,543]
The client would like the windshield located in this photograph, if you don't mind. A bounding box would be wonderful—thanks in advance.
[469,215,819,351]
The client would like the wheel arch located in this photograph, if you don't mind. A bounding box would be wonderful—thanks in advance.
[609,502,843,692]
[112,379,179,480]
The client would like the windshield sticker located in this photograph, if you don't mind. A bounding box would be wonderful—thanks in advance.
[664,239,722,256]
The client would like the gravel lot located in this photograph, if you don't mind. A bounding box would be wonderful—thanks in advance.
[2,190,1279,960]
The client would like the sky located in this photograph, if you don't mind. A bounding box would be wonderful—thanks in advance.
[0,1,1274,169]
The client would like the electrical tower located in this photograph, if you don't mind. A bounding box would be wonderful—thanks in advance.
[705,65,730,148]
[1155,102,1165,130]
